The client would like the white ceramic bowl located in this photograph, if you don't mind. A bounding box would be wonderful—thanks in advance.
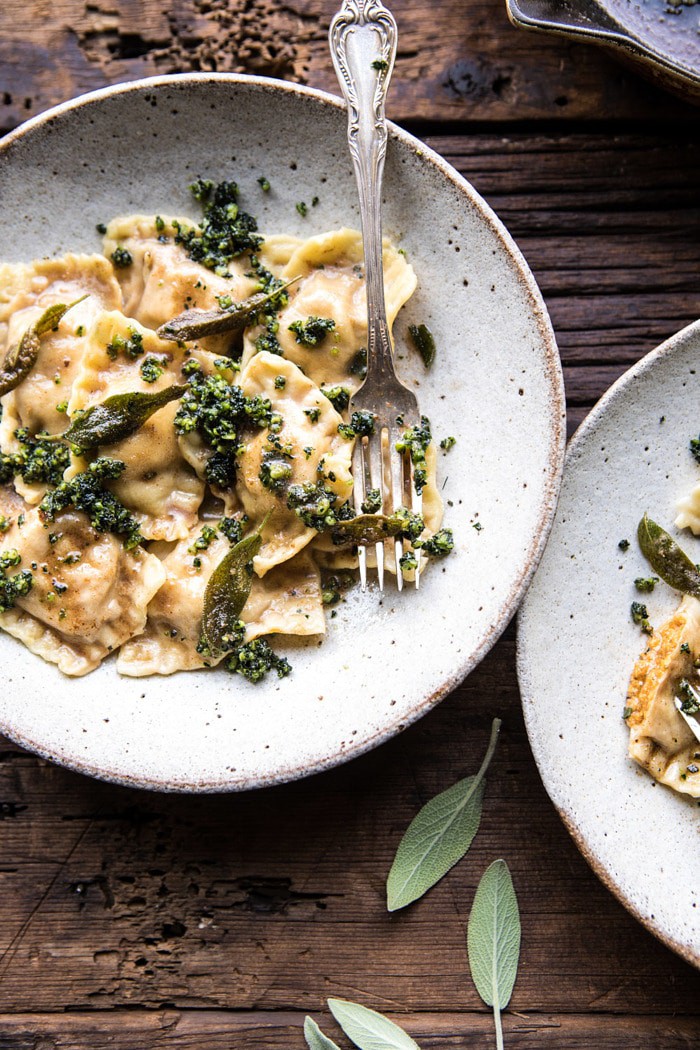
[0,74,564,791]
[519,319,700,968]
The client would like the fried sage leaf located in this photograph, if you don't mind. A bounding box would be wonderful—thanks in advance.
[200,517,268,654]
[61,385,186,452]
[386,718,501,911]
[637,513,700,598]
[330,511,423,548]
[157,278,300,343]
[407,323,436,368]
[0,297,86,397]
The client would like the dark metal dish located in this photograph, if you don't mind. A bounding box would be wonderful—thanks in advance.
[506,0,700,102]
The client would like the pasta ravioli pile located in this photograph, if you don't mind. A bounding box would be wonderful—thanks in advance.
[0,180,451,681]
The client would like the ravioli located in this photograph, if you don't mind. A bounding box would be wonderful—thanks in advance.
[0,202,452,682]
[0,496,165,676]
[312,441,443,575]
[0,253,121,354]
[241,228,416,389]
[236,351,354,575]
[117,521,323,676]
[103,215,260,355]
[0,257,123,503]
[675,482,700,535]
[625,593,700,797]
[66,310,208,541]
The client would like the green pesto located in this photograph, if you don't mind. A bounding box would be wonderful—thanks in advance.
[226,638,291,682]
[322,385,350,412]
[350,410,374,436]
[361,488,382,514]
[631,601,653,634]
[110,247,133,269]
[0,549,33,613]
[174,179,263,275]
[39,457,143,550]
[634,576,659,593]
[416,528,454,557]
[140,356,168,383]
[173,363,272,490]
[106,330,144,361]
[288,316,336,347]
[395,416,431,493]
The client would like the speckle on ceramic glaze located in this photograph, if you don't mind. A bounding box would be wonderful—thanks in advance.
[0,73,563,794]
[518,318,700,970]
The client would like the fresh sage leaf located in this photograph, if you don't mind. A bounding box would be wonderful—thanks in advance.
[386,718,501,911]
[200,516,268,654]
[0,297,86,396]
[156,277,300,343]
[304,1016,342,1050]
[61,385,186,451]
[328,999,421,1050]
[637,513,700,598]
[467,859,521,1050]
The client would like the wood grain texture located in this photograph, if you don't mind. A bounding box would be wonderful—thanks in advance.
[0,1010,699,1048]
[1,0,700,130]
[1,0,700,1040]
[426,132,700,374]
[0,640,697,1016]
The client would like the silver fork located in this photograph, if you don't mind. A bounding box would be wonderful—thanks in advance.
[329,0,423,592]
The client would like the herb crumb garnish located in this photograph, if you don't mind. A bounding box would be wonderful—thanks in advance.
[296,201,308,218]
[631,601,653,634]
[288,316,335,347]
[618,539,630,551]
[634,576,659,593]
[440,435,456,451]
[258,176,271,192]
[110,247,133,269]
[140,355,168,384]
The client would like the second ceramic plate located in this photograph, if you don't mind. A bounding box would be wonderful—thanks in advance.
[518,319,700,967]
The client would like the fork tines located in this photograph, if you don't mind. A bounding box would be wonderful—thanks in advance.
[352,421,423,592]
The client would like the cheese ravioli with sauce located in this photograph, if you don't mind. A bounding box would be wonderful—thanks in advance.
[0,187,452,681]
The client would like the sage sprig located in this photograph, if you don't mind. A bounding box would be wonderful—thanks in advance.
[200,515,268,654]
[304,1017,343,1050]
[60,385,186,452]
[0,297,86,396]
[386,718,501,911]
[327,999,421,1050]
[467,860,521,1050]
[156,277,300,343]
[637,513,700,597]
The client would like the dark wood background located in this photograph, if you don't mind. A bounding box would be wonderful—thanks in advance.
[1,0,699,1046]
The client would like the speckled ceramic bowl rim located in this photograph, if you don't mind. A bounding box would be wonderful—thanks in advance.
[0,72,565,793]
[517,317,700,969]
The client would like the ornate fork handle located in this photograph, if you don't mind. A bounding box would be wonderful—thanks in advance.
[329,0,398,386]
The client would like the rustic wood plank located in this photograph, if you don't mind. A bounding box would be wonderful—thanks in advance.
[0,641,697,1015]
[0,1010,698,1049]
[1,0,700,131]
[425,133,700,371]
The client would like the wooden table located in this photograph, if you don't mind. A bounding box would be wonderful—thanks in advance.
[1,0,699,1046]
